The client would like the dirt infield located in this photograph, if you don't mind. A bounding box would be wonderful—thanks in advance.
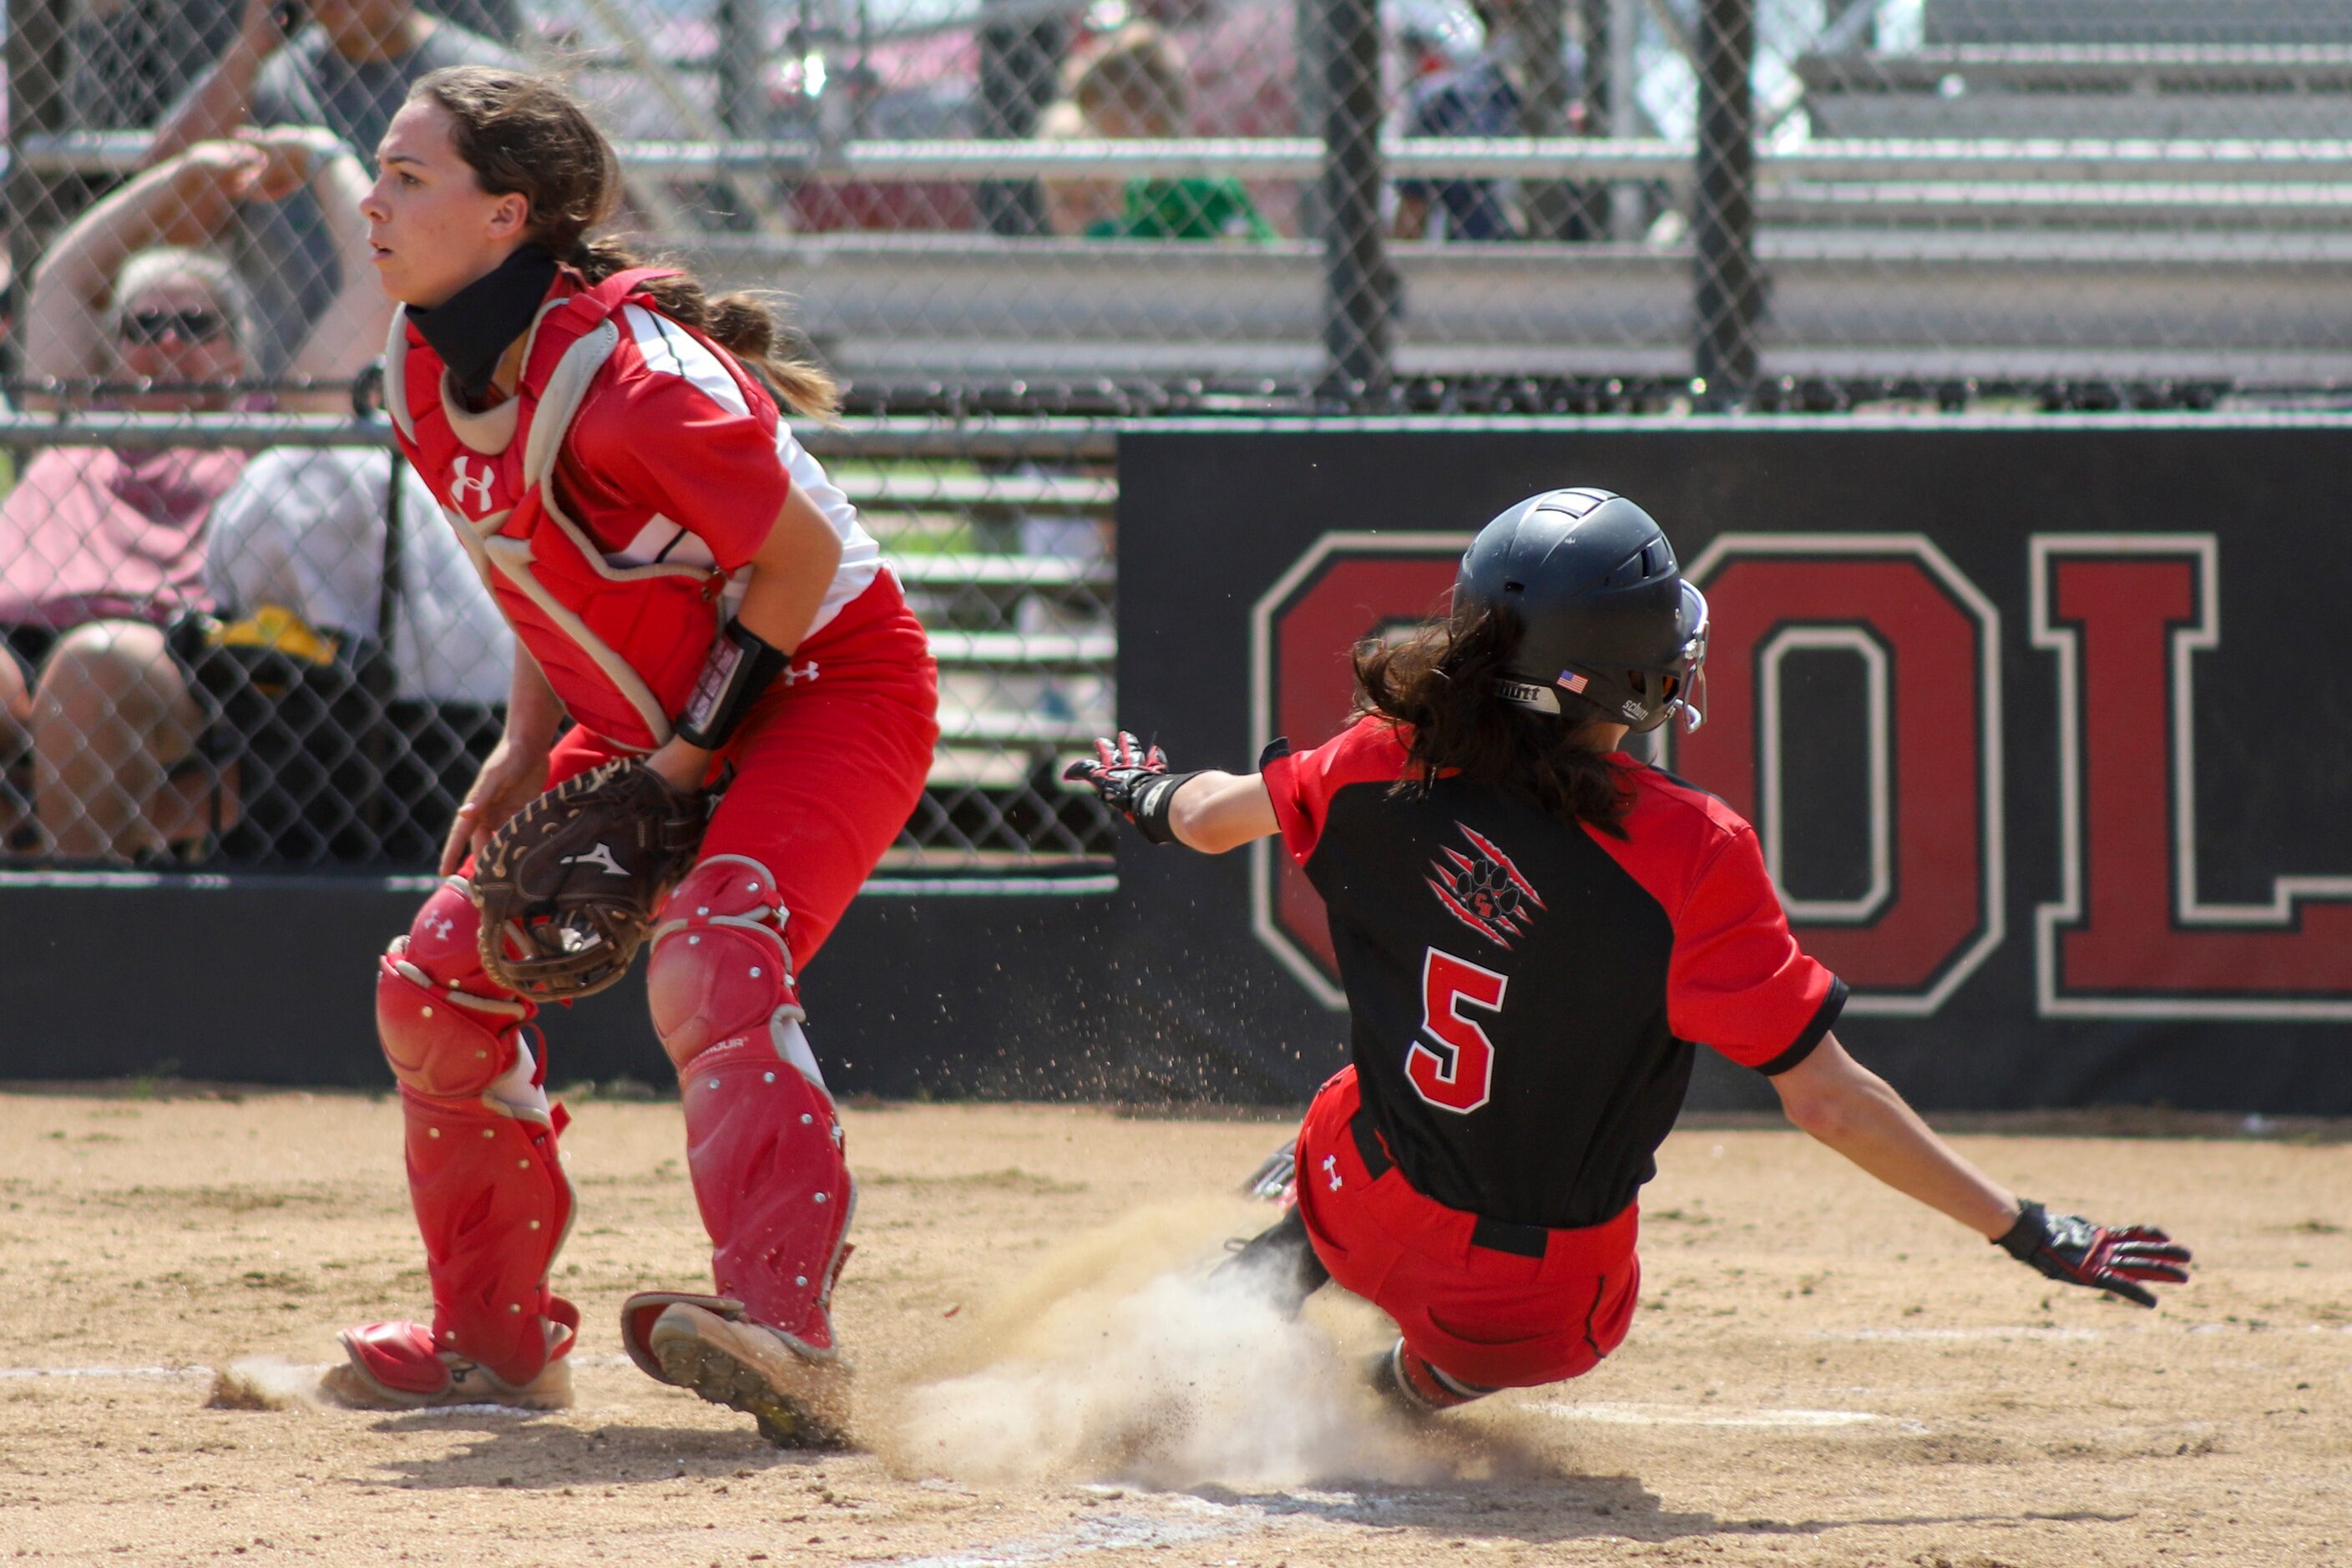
[0,1090,2344,1567]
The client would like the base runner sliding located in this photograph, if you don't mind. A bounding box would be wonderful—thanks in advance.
[321,67,938,1444]
[1067,488,2191,1414]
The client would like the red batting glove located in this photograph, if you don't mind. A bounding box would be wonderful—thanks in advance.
[1996,1200,2193,1308]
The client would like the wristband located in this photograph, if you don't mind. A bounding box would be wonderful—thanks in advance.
[1994,1199,2047,1259]
[1130,770,1204,846]
[674,617,792,750]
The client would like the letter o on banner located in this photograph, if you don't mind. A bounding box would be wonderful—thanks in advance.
[1673,536,2005,1015]
[1250,533,1469,1005]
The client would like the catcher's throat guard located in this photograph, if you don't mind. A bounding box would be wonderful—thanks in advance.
[473,758,709,999]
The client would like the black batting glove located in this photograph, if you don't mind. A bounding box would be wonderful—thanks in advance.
[1996,1199,2193,1308]
[1064,731,1201,846]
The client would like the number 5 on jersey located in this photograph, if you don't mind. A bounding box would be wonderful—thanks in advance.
[1409,947,1507,1113]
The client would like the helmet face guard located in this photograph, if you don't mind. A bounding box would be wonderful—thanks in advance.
[1501,581,1710,735]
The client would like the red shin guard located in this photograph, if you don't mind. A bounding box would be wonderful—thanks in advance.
[373,880,578,1388]
[680,1040,852,1353]
[651,856,852,1352]
[402,1090,578,1383]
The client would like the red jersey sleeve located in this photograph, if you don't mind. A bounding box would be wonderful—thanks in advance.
[1261,716,1413,863]
[566,315,791,573]
[1667,822,1846,1073]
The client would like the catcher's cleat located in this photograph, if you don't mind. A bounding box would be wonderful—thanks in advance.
[1213,1205,1330,1317]
[321,1320,574,1411]
[1367,1338,1497,1419]
[620,1292,851,1448]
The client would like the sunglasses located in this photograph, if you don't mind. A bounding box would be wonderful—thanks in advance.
[119,306,231,346]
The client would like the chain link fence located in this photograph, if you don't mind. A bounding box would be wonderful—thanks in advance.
[0,408,1113,871]
[3,0,2346,869]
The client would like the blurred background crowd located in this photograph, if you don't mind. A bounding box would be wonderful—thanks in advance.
[2,0,2345,870]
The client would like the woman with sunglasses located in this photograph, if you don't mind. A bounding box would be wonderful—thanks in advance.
[322,66,936,1444]
[1069,489,2190,1415]
[0,129,382,861]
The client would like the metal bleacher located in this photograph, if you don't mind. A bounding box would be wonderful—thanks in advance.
[1799,0,2352,142]
[1798,48,2352,142]
[675,1,2352,393]
[693,146,2352,389]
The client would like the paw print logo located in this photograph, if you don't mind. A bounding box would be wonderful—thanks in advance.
[1459,860,1514,925]
[1427,822,1545,948]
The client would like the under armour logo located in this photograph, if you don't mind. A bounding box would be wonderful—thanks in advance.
[1322,1153,1342,1191]
[783,660,819,685]
[560,842,628,877]
[448,455,496,513]
[425,916,455,942]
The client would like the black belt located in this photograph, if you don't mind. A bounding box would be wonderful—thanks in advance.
[1349,1110,1550,1260]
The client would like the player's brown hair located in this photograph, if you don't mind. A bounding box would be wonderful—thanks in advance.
[408,65,838,420]
[1354,600,1634,834]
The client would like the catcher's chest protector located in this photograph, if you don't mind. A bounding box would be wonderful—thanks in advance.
[387,270,751,751]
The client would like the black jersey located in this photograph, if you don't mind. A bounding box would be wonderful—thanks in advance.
[1262,716,1845,1230]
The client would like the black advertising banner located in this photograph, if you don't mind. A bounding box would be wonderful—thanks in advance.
[0,878,1117,1094]
[1115,417,2352,1114]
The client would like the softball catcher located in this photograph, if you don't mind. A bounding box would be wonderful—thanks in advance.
[1070,488,2190,1414]
[319,67,937,1444]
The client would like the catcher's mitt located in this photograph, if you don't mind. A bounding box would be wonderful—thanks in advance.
[473,758,708,1000]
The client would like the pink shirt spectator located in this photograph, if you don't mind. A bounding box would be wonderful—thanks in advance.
[0,445,246,628]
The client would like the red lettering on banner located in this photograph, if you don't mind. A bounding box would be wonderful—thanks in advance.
[2033,539,2352,1016]
[1251,534,1466,1004]
[1677,538,2004,1014]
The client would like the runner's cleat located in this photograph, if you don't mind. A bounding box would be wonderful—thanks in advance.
[1240,1140,1300,1206]
[1212,1204,1330,1316]
[1367,1337,1496,1418]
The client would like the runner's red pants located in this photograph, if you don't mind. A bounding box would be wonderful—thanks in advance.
[1293,1065,1641,1389]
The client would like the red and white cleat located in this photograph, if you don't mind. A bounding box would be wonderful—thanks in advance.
[320,1320,574,1411]
[620,1292,850,1448]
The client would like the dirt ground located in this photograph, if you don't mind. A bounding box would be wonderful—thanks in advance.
[0,1090,2345,1568]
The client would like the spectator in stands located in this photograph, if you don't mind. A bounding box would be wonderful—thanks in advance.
[1393,0,1587,241]
[1036,98,1121,240]
[65,1,245,134]
[205,445,513,709]
[1054,24,1275,241]
[148,0,524,370]
[68,2,521,130]
[0,131,382,862]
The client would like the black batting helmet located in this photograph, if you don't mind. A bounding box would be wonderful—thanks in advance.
[1455,488,1709,734]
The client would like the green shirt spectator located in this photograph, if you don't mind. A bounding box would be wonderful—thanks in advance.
[1087,177,1275,242]
[1055,22,1279,243]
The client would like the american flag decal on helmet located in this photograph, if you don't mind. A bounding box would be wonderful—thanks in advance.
[1557,670,1590,694]
[1427,823,1547,948]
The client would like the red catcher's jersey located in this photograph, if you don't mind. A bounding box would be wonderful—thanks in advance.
[1262,715,1846,1229]
[387,269,882,749]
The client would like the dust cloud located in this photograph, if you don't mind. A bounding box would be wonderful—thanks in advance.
[206,1357,330,1412]
[873,1199,1469,1489]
